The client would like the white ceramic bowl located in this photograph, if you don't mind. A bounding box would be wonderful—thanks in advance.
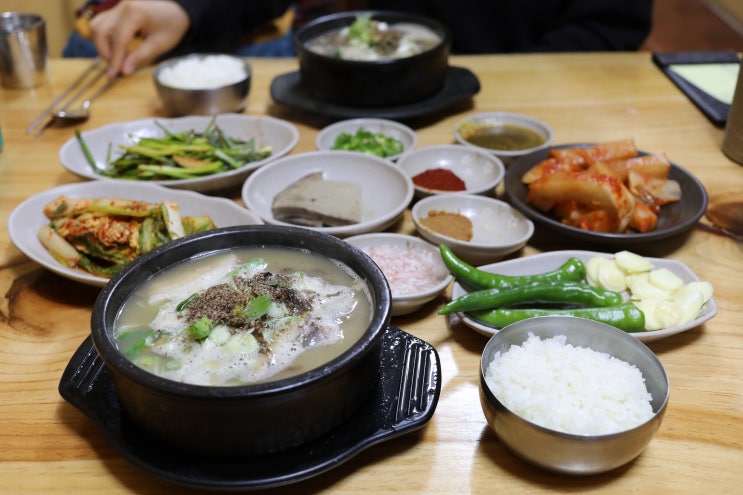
[396,144,505,198]
[242,151,414,237]
[411,193,534,265]
[480,316,669,475]
[454,111,554,163]
[345,233,453,316]
[316,118,417,161]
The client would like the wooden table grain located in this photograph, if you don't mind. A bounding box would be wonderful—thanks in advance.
[0,54,741,494]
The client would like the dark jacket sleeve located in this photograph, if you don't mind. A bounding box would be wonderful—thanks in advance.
[174,0,293,52]
[527,0,654,52]
[366,0,653,53]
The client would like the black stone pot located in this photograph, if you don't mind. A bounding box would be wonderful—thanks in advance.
[90,225,391,457]
[294,10,451,107]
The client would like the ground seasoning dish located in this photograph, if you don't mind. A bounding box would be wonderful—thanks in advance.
[412,168,466,191]
[418,210,473,241]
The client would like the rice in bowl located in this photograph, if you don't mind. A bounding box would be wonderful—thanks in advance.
[157,54,248,89]
[484,333,654,436]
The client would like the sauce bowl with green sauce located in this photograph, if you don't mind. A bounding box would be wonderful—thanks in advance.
[455,112,554,163]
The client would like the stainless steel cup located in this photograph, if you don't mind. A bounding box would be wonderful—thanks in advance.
[723,60,743,165]
[0,12,48,88]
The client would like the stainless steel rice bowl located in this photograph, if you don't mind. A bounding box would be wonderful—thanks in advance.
[479,315,669,474]
[153,53,251,116]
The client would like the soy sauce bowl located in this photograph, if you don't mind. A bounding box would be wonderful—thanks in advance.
[455,112,554,163]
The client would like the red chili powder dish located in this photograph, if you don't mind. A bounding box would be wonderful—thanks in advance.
[412,168,466,191]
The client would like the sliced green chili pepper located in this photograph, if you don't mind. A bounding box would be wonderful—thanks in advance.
[468,303,646,333]
[439,245,586,290]
[438,281,624,315]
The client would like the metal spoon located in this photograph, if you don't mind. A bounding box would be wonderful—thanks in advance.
[33,76,118,136]
[51,77,118,126]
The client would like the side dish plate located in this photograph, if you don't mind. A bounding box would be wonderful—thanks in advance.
[58,115,299,193]
[242,150,414,237]
[59,325,441,490]
[7,181,263,287]
[504,144,709,246]
[450,250,717,342]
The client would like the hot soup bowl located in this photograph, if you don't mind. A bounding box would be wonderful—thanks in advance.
[294,10,451,107]
[90,225,392,457]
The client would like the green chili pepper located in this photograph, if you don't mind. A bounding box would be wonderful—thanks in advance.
[438,281,624,315]
[468,303,646,333]
[439,245,586,290]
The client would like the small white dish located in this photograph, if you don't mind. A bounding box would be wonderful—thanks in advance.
[58,114,299,193]
[7,181,263,287]
[412,193,534,266]
[315,118,417,161]
[454,111,553,163]
[345,233,453,316]
[242,150,414,237]
[452,250,718,342]
[396,144,505,198]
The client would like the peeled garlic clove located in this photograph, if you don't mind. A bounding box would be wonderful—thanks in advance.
[615,250,654,273]
[627,273,673,301]
[597,260,628,292]
[676,281,714,303]
[673,287,706,324]
[586,256,610,287]
[634,299,663,331]
[653,300,684,328]
[649,267,684,292]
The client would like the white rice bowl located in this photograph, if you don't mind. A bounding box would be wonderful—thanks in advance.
[478,315,669,474]
[157,54,248,89]
[484,333,654,436]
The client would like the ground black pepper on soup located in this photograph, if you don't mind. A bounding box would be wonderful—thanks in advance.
[113,247,373,386]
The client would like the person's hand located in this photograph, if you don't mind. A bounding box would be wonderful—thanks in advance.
[88,0,190,77]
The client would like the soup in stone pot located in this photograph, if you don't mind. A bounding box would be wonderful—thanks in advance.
[91,225,391,456]
[114,247,373,386]
[305,12,442,61]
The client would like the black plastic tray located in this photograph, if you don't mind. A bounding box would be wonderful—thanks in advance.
[59,326,441,490]
[270,66,480,121]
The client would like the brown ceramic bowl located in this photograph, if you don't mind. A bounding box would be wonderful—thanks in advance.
[90,225,391,457]
[294,10,451,107]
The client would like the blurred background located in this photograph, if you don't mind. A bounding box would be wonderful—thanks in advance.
[3,0,742,57]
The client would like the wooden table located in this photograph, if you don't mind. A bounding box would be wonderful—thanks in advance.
[1,54,741,494]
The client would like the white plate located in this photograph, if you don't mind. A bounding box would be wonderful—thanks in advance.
[7,181,263,287]
[451,250,718,342]
[242,150,414,237]
[58,114,299,193]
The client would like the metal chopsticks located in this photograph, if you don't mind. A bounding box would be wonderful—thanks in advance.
[26,58,109,136]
